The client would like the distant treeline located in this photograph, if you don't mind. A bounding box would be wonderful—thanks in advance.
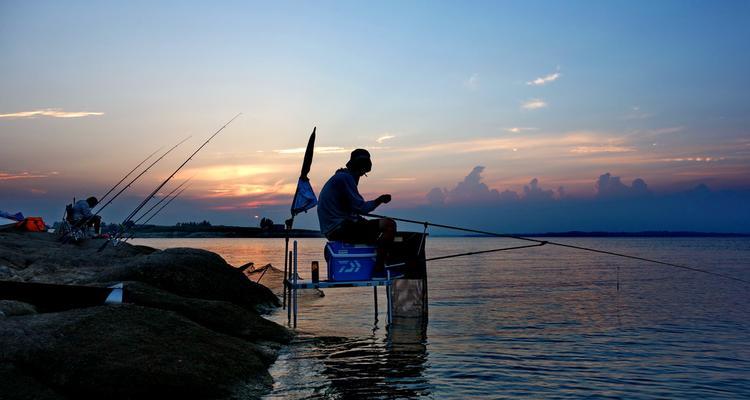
[129,224,322,238]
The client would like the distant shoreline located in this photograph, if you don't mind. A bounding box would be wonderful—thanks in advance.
[129,224,323,239]
[459,231,750,238]
[128,225,750,238]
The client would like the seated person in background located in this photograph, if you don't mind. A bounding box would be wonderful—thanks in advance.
[317,149,395,276]
[71,196,101,235]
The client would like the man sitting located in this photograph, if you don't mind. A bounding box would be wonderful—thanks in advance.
[317,149,395,277]
[71,196,102,235]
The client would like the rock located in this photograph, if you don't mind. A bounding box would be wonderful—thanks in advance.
[0,300,37,317]
[0,265,15,280]
[0,231,149,284]
[124,281,292,343]
[0,363,64,400]
[97,248,280,312]
[0,305,275,399]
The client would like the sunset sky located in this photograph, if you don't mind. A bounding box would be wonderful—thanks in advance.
[1,1,749,232]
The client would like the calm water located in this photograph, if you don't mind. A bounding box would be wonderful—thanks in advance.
[133,237,750,399]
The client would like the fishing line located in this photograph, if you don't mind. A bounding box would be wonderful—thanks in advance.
[366,213,750,286]
[426,242,546,262]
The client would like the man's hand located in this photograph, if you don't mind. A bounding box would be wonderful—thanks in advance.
[376,194,392,204]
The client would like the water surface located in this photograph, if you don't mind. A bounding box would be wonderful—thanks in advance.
[133,237,750,399]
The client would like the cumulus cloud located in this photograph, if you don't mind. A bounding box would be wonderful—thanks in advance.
[376,134,396,144]
[450,166,501,203]
[0,109,104,119]
[523,178,556,201]
[526,71,561,86]
[426,166,500,205]
[521,99,547,110]
[595,173,652,198]
[425,167,567,206]
[426,187,447,206]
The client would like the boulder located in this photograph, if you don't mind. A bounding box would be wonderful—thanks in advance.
[124,281,292,343]
[97,248,280,312]
[0,305,275,399]
[0,300,37,317]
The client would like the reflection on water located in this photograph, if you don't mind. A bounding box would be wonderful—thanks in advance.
[133,237,750,399]
[265,316,430,399]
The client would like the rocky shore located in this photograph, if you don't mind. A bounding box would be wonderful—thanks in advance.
[0,231,292,399]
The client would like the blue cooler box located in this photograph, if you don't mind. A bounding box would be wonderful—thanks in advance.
[324,241,377,281]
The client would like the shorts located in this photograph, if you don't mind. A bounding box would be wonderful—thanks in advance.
[326,218,380,243]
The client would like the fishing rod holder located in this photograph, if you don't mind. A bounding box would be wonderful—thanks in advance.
[283,232,429,329]
[284,240,399,328]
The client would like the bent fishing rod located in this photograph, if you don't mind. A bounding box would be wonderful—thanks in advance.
[118,183,191,245]
[97,145,163,205]
[366,213,750,286]
[102,113,241,249]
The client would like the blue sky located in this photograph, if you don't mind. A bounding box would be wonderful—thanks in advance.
[1,1,749,231]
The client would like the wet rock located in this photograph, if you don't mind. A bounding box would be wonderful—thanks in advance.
[0,300,37,317]
[0,363,64,400]
[97,248,280,312]
[124,281,292,344]
[0,305,275,399]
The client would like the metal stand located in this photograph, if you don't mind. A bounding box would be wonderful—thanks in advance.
[286,257,400,329]
[293,240,298,328]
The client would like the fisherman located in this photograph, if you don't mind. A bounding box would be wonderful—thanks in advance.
[317,149,395,276]
[71,196,101,234]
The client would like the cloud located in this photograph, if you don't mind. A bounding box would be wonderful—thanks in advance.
[661,157,723,162]
[464,73,480,90]
[523,178,555,201]
[382,177,416,182]
[426,187,447,206]
[570,145,635,154]
[202,181,294,199]
[505,127,537,133]
[376,134,396,144]
[521,99,547,110]
[527,71,561,86]
[0,109,104,119]
[0,171,48,181]
[596,172,652,198]
[184,164,277,181]
[275,146,348,154]
[426,166,500,205]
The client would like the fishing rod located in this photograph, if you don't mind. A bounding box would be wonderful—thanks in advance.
[93,136,191,217]
[97,145,163,205]
[130,177,192,226]
[366,213,750,286]
[103,113,241,248]
[118,183,191,245]
[62,139,187,244]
